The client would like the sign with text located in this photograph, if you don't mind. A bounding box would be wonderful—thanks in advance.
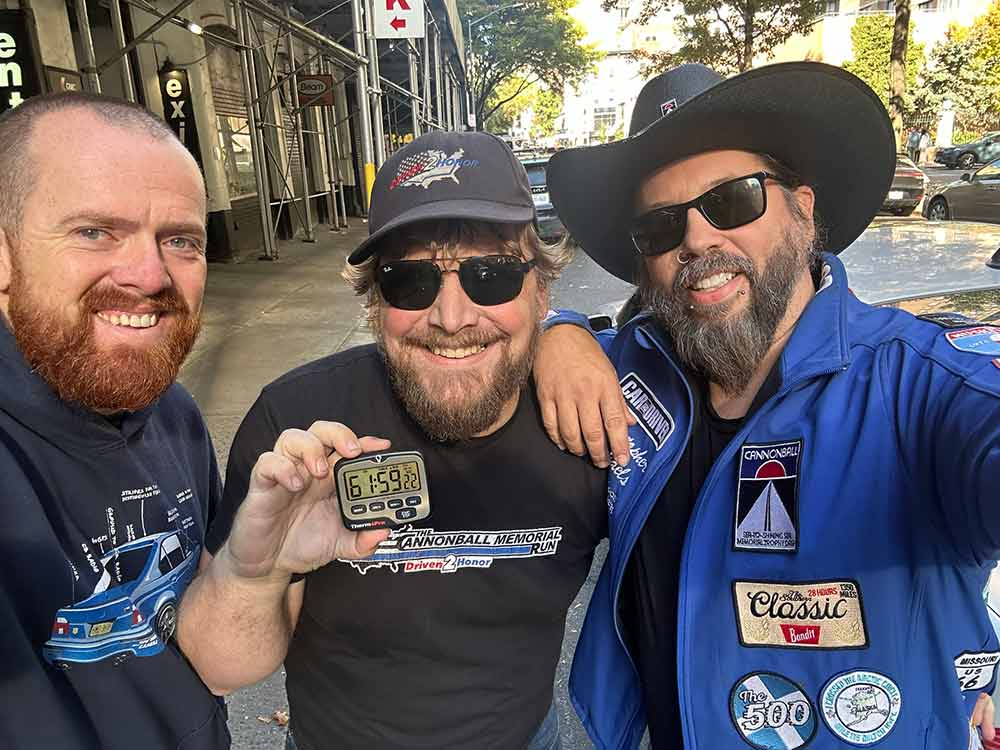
[374,0,424,39]
[159,66,202,167]
[45,66,83,94]
[297,74,335,107]
[0,10,43,115]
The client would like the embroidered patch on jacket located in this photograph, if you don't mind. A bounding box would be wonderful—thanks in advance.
[955,651,1000,691]
[820,670,901,746]
[734,439,802,552]
[992,358,1000,370]
[732,580,868,650]
[729,671,817,749]
[944,326,1000,356]
[619,372,675,450]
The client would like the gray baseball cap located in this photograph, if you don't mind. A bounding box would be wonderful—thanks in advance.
[348,130,536,265]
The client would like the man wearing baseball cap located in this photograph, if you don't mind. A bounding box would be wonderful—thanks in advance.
[179,130,607,750]
[532,62,1000,749]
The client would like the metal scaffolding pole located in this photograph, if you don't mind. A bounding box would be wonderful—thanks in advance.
[284,2,315,242]
[350,0,376,209]
[320,57,345,230]
[235,0,277,260]
[108,0,136,100]
[433,25,444,129]
[444,69,454,129]
[365,0,386,165]
[409,44,421,138]
[421,29,431,126]
[74,0,102,92]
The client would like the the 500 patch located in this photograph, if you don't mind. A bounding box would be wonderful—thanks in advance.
[729,671,817,749]
[732,580,868,649]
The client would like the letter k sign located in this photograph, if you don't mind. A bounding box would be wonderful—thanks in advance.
[386,0,410,8]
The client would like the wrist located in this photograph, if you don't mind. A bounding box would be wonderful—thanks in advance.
[216,543,293,590]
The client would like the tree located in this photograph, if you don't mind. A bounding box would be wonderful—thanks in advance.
[967,0,1000,112]
[910,26,991,129]
[843,15,923,116]
[482,80,563,140]
[888,0,911,148]
[460,0,599,129]
[607,0,826,75]
[530,88,562,139]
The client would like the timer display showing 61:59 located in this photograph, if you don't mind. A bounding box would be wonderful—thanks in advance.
[343,463,421,500]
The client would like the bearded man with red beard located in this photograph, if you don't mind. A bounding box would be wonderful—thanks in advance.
[0,93,230,749]
[179,131,608,750]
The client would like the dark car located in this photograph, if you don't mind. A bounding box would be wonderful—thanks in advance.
[519,156,565,241]
[923,158,1000,224]
[934,131,1000,170]
[881,155,927,216]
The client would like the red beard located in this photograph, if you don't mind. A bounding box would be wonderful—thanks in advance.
[7,270,201,413]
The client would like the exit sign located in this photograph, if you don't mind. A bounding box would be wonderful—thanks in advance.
[374,0,424,39]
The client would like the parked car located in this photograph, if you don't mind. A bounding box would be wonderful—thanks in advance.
[519,155,566,241]
[923,158,1000,224]
[934,131,1000,170]
[882,154,927,216]
[42,530,199,669]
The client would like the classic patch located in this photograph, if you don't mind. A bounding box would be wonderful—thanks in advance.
[729,671,817,749]
[620,372,675,449]
[944,326,1000,356]
[733,581,868,649]
[955,651,1000,691]
[734,439,802,552]
[820,670,901,746]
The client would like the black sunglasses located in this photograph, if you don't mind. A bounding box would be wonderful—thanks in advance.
[375,255,537,311]
[630,172,787,257]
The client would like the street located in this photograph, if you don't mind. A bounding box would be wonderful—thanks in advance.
[188,215,1000,750]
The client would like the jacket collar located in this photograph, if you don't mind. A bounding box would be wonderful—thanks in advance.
[631,252,852,381]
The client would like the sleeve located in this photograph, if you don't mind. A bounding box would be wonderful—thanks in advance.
[204,392,282,554]
[541,308,618,355]
[886,342,1000,563]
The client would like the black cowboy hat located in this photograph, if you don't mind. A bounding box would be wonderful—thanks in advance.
[547,62,896,283]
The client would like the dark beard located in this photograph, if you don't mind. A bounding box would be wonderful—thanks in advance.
[377,326,537,443]
[7,268,201,413]
[641,225,811,395]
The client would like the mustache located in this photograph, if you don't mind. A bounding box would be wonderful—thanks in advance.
[402,330,508,349]
[83,284,190,315]
[674,251,756,293]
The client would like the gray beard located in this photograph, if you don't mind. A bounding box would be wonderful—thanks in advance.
[377,327,537,443]
[641,226,811,395]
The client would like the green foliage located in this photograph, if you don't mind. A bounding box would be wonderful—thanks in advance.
[530,87,562,139]
[843,15,923,113]
[909,27,992,129]
[483,80,562,140]
[968,0,1000,112]
[459,0,599,129]
[605,0,825,74]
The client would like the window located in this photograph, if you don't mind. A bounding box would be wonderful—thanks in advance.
[824,0,840,14]
[977,159,1000,180]
[593,107,617,133]
[218,116,257,198]
[525,165,547,187]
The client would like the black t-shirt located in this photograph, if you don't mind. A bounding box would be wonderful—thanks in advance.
[621,366,780,749]
[0,317,228,750]
[207,345,607,750]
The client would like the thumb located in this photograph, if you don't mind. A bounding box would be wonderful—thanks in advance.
[348,529,390,558]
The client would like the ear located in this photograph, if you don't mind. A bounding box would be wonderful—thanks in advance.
[0,228,13,295]
[793,184,816,222]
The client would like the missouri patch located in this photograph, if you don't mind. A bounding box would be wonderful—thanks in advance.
[620,372,674,449]
[734,439,802,552]
[729,671,817,749]
[945,326,1000,356]
[732,580,868,650]
[955,651,1000,692]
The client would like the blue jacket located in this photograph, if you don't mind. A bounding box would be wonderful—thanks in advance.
[558,254,1000,749]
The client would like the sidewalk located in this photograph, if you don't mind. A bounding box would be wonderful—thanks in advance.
[180,223,374,468]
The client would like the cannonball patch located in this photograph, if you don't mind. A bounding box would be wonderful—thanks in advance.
[729,672,817,749]
[820,670,901,745]
[734,440,801,552]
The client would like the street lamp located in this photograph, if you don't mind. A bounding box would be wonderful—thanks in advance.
[465,2,525,128]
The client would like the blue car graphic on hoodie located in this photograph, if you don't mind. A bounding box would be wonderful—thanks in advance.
[43,531,199,669]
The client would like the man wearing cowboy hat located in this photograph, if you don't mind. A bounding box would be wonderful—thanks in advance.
[533,62,1000,749]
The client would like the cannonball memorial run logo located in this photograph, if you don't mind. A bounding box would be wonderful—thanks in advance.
[820,670,901,746]
[389,148,479,190]
[729,671,817,750]
[339,525,563,575]
[734,439,802,553]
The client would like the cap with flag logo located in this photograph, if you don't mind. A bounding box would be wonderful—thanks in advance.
[347,130,536,265]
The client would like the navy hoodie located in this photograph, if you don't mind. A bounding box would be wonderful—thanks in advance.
[0,320,229,749]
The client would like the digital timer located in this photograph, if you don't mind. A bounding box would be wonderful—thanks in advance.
[333,450,430,530]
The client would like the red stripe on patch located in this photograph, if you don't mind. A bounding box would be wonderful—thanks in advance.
[993,358,1000,370]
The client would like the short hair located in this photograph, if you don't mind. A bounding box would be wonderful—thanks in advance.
[0,92,181,238]
[342,219,572,321]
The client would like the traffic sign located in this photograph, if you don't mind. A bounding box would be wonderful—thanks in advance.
[374,0,424,39]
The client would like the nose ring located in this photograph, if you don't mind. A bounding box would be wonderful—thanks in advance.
[677,251,694,265]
